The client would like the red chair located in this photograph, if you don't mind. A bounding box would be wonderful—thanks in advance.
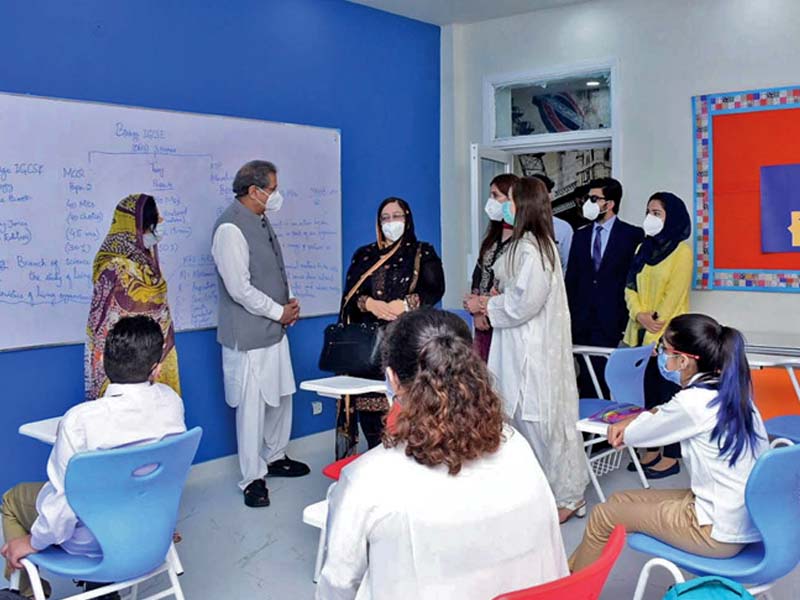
[322,401,403,480]
[492,526,626,600]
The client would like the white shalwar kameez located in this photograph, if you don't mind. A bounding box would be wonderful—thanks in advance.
[212,223,296,490]
[486,233,588,509]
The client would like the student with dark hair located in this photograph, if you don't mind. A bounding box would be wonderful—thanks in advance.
[1,316,186,599]
[466,173,519,361]
[565,177,644,398]
[466,177,588,523]
[318,309,567,600]
[530,173,573,274]
[569,314,768,572]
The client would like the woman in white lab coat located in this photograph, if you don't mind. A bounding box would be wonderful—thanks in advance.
[466,176,588,523]
[317,309,568,600]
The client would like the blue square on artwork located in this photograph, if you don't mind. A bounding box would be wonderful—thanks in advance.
[760,164,800,253]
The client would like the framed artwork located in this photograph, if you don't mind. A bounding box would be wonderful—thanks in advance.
[693,85,800,292]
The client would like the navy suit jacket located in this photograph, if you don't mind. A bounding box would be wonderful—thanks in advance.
[565,218,645,347]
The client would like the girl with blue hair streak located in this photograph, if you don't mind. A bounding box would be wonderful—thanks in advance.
[569,313,768,572]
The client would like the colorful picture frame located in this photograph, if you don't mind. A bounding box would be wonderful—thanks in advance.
[692,85,800,292]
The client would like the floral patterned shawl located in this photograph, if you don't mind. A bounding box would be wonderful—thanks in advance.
[84,194,180,400]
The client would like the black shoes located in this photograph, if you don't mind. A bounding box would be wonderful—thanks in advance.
[267,455,311,478]
[243,478,271,508]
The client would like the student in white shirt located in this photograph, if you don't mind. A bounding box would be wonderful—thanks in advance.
[569,313,768,571]
[317,309,568,600]
[531,173,573,274]
[1,316,186,598]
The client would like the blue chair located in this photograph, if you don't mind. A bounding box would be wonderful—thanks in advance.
[764,415,800,447]
[629,443,800,600]
[579,344,653,419]
[449,308,474,330]
[11,427,202,600]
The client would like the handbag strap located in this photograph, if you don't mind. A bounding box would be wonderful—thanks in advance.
[340,242,402,321]
[408,242,423,295]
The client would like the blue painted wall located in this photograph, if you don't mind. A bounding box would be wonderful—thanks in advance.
[0,0,440,492]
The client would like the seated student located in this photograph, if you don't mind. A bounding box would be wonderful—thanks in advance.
[569,314,768,572]
[1,316,186,598]
[317,309,568,600]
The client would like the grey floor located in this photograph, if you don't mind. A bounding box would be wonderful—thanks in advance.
[3,431,799,599]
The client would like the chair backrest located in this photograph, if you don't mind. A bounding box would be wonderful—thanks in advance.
[604,345,653,406]
[64,427,202,582]
[743,443,800,583]
[492,526,626,600]
[448,308,474,330]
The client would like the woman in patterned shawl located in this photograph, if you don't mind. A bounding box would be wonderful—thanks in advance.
[84,194,181,400]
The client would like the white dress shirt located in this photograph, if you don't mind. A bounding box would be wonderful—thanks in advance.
[317,426,568,600]
[31,382,186,556]
[624,378,768,543]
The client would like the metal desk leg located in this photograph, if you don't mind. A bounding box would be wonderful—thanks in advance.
[583,440,606,503]
[785,365,800,405]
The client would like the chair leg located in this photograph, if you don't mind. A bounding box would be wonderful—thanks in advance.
[313,522,327,583]
[627,445,651,489]
[583,445,606,502]
[632,558,685,600]
[747,581,775,598]
[128,582,139,600]
[167,542,184,576]
[20,559,48,600]
[167,567,186,600]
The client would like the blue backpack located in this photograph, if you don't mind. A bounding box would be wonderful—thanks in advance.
[663,577,755,599]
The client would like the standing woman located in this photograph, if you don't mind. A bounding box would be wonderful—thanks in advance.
[466,173,518,361]
[465,177,588,523]
[85,194,180,401]
[623,192,692,479]
[337,197,445,458]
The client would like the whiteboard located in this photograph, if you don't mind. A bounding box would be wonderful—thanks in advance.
[0,92,341,350]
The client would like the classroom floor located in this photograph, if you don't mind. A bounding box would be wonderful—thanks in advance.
[3,431,799,599]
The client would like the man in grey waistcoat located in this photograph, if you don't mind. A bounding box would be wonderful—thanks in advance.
[211,160,310,508]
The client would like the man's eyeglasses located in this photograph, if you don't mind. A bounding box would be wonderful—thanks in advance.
[586,195,607,203]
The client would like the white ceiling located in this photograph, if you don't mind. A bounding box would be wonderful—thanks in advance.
[347,0,591,25]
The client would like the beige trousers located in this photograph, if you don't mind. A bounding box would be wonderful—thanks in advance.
[1,482,50,598]
[569,488,745,572]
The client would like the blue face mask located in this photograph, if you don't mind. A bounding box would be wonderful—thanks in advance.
[657,350,683,386]
[502,201,515,226]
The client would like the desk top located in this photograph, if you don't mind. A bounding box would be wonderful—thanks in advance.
[300,375,387,396]
[19,416,61,445]
[576,418,610,435]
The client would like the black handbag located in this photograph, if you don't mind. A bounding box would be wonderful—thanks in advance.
[318,320,384,378]
[319,242,407,378]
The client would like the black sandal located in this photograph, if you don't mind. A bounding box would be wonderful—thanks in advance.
[243,479,270,507]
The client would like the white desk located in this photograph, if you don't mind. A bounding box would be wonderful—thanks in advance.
[18,416,61,445]
[300,375,387,399]
[576,417,649,503]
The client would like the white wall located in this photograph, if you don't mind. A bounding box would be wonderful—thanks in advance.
[441,0,800,340]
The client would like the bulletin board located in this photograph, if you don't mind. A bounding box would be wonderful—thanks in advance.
[692,85,800,292]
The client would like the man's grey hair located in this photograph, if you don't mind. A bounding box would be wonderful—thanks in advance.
[232,160,278,198]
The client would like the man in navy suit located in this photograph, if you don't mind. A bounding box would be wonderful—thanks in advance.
[565,177,644,399]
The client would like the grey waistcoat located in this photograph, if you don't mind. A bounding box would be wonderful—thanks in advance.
[214,202,289,351]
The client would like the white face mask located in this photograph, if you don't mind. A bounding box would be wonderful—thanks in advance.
[643,213,665,237]
[484,197,505,222]
[582,200,601,221]
[142,228,162,249]
[381,221,405,242]
[257,187,284,212]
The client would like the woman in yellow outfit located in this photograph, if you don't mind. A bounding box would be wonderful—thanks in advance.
[623,192,691,479]
[85,194,181,400]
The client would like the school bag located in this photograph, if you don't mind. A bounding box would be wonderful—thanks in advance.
[662,576,755,599]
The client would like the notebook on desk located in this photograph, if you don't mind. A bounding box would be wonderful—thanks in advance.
[588,403,645,424]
